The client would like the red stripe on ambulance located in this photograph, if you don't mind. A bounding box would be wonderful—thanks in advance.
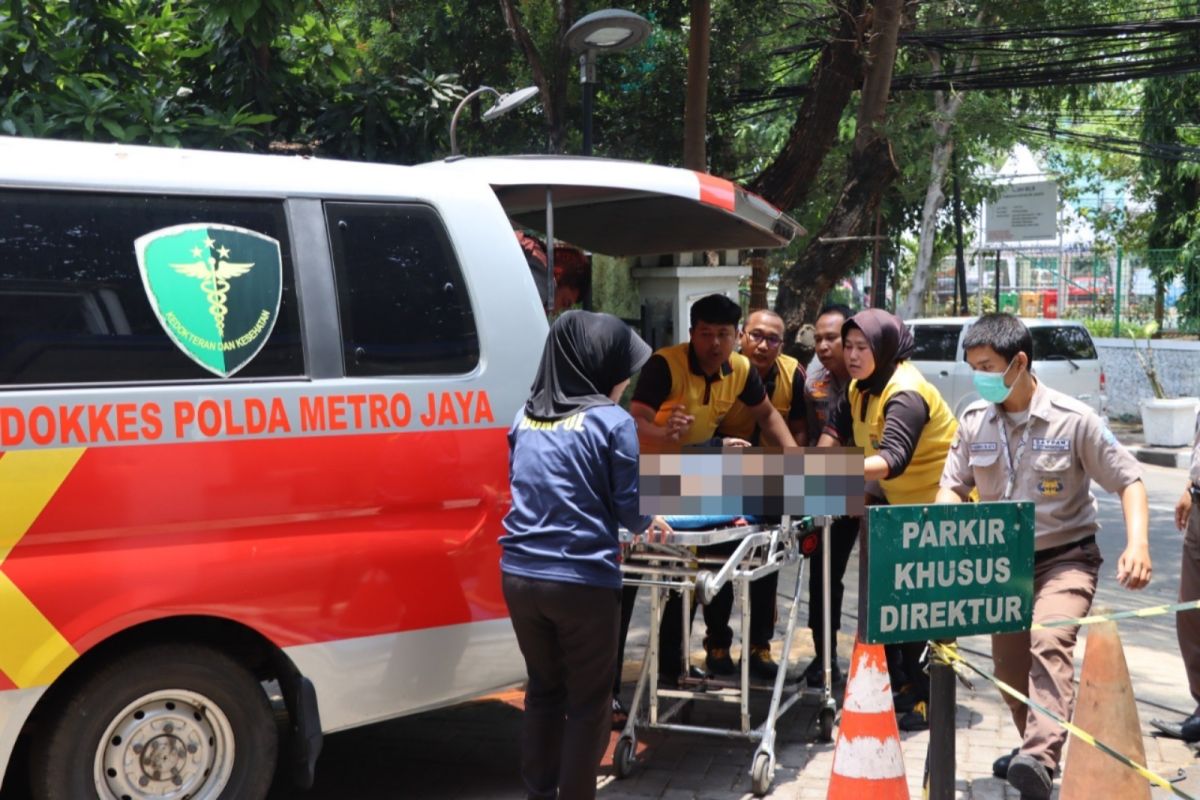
[3,427,510,654]
[695,172,737,212]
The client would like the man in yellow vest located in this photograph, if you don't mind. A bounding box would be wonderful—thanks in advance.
[695,309,808,679]
[622,294,797,685]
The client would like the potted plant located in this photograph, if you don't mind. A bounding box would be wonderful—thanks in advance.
[1131,322,1200,447]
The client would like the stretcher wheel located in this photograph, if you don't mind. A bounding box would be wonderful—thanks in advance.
[751,751,773,796]
[818,707,836,742]
[695,570,718,605]
[613,735,637,779]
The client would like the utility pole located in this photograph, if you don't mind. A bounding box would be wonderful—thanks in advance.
[952,148,969,315]
[682,0,710,171]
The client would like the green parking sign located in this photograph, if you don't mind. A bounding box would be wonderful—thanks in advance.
[864,502,1034,644]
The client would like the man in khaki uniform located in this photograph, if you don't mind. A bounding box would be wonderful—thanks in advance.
[1152,410,1200,741]
[936,313,1151,800]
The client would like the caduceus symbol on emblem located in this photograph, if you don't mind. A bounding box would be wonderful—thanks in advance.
[171,242,254,337]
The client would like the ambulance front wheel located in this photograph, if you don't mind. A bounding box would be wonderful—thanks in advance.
[30,643,278,800]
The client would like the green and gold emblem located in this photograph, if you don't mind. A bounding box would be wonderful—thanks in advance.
[135,223,283,377]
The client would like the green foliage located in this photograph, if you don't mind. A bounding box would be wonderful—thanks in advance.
[0,0,293,149]
[1080,317,1150,339]
[590,255,640,320]
[3,0,1197,316]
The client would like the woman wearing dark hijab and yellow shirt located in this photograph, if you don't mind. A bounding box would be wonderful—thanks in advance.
[817,308,957,731]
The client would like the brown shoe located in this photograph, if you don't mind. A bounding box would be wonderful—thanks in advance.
[746,645,779,681]
[705,647,735,676]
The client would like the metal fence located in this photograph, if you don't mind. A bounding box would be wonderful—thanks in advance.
[925,247,1200,336]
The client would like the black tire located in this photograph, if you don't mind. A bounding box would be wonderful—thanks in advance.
[30,643,278,800]
[818,707,836,742]
[750,752,773,796]
[613,736,636,779]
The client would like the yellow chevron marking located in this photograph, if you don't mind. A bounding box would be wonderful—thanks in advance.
[0,572,78,687]
[0,448,86,688]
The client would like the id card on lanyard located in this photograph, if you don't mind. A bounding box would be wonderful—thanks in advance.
[998,416,1031,500]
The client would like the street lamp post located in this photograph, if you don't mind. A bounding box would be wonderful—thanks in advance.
[448,85,539,157]
[565,9,652,156]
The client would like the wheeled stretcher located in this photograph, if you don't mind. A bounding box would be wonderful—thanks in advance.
[613,515,838,796]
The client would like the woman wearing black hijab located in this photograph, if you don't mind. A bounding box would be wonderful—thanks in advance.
[816,308,958,731]
[501,311,670,800]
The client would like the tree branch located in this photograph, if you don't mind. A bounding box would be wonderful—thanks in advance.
[747,0,867,210]
[498,0,559,148]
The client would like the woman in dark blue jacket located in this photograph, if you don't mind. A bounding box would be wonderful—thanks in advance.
[501,311,669,800]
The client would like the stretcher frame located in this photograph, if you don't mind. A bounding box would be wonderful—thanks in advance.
[613,515,837,796]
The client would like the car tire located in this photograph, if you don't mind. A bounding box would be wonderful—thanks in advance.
[30,643,278,800]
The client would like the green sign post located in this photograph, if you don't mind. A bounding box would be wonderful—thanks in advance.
[865,501,1034,645]
[866,501,1034,800]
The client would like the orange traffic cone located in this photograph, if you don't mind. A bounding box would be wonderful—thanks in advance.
[827,637,910,800]
[1058,620,1150,800]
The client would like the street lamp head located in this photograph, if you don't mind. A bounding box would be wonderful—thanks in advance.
[565,8,652,54]
[482,85,540,122]
[450,84,540,157]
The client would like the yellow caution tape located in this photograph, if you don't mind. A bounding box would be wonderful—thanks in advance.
[1032,598,1200,630]
[930,642,1196,800]
[927,641,974,690]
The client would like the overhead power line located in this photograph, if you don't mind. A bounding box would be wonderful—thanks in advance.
[1019,124,1200,163]
[738,13,1200,102]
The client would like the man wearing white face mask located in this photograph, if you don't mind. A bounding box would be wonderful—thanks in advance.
[935,313,1151,800]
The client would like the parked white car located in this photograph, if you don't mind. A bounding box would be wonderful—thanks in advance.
[906,317,1107,417]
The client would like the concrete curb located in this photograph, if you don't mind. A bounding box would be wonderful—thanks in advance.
[1129,445,1191,470]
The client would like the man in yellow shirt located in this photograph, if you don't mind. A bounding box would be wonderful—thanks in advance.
[616,295,797,689]
[697,309,809,679]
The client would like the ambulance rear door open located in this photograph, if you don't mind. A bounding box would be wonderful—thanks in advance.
[420,155,803,257]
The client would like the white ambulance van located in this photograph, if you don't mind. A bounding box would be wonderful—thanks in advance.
[0,136,798,799]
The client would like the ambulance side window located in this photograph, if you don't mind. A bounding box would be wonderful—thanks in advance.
[0,190,304,386]
[326,202,479,376]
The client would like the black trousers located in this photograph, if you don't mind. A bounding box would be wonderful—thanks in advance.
[616,585,706,686]
[614,548,778,689]
[857,501,929,703]
[699,572,778,650]
[503,573,619,800]
[807,515,859,658]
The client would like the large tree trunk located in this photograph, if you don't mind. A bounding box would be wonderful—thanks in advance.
[683,0,710,172]
[898,40,981,318]
[775,0,906,349]
[499,0,575,152]
[900,134,956,319]
[776,136,900,336]
[748,252,769,309]
[748,0,867,211]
